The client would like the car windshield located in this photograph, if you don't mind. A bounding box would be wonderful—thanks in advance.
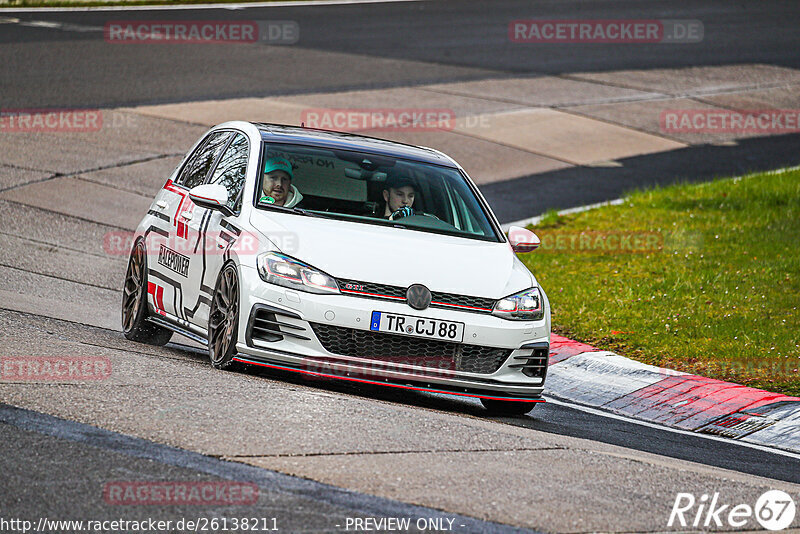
[256,142,501,242]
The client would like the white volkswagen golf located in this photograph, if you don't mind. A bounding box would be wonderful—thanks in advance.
[123,122,550,415]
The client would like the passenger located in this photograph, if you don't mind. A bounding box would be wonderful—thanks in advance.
[382,175,416,220]
[260,157,303,208]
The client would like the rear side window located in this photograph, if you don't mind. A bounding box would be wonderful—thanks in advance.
[175,131,232,189]
[208,133,249,212]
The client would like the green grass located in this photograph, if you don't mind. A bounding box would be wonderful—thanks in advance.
[520,168,800,396]
[537,208,561,227]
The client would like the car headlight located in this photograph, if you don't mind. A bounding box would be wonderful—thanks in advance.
[492,287,544,321]
[257,252,339,294]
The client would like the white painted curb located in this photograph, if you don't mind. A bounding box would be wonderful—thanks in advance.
[547,346,800,455]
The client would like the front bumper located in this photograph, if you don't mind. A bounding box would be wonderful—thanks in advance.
[234,265,550,400]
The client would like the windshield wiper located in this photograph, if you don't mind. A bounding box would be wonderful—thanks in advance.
[292,207,333,219]
[259,203,332,219]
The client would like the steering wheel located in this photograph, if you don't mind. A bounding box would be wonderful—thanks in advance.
[389,206,415,221]
[390,207,443,222]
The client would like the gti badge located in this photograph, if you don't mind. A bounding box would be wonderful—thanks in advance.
[406,284,432,310]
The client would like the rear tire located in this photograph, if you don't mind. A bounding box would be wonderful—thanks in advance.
[208,263,242,371]
[480,398,537,416]
[121,240,173,346]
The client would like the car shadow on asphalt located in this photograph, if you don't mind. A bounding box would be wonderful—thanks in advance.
[226,355,800,484]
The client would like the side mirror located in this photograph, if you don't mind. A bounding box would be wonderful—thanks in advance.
[508,226,540,253]
[189,184,232,216]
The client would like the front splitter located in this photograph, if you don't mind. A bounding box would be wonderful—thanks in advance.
[232,355,546,403]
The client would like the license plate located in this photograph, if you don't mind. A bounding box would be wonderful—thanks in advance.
[370,311,464,342]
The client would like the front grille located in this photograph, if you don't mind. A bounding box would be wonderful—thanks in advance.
[430,291,496,312]
[337,278,496,313]
[339,280,405,299]
[309,323,512,374]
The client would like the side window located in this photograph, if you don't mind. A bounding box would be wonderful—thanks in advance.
[175,131,232,189]
[208,133,249,212]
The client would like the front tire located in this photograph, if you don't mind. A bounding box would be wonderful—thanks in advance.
[121,240,173,346]
[480,398,537,416]
[208,263,241,370]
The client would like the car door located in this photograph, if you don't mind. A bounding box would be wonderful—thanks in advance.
[182,131,250,330]
[147,130,232,322]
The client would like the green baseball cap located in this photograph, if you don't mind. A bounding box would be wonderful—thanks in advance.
[263,157,293,179]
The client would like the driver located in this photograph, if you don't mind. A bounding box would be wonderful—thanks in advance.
[382,175,416,220]
[260,157,303,208]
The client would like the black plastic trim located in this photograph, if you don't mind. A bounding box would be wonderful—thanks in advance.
[245,303,303,347]
[521,341,550,350]
[513,343,550,380]
[146,316,207,345]
[147,209,171,222]
[235,353,544,400]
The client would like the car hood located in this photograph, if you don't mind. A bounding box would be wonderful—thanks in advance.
[249,210,535,298]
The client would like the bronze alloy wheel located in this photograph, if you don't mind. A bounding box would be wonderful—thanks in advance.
[208,263,241,369]
[122,242,145,333]
[121,240,172,345]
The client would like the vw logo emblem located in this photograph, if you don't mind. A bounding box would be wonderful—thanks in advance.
[406,284,432,310]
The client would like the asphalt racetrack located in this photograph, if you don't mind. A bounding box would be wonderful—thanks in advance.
[1,1,800,532]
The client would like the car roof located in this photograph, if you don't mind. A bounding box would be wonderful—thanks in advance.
[253,123,458,167]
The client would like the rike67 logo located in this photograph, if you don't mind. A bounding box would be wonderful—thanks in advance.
[668,490,796,531]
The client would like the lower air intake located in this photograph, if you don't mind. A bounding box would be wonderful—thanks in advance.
[309,323,512,375]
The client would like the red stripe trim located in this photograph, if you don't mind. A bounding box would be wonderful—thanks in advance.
[431,300,492,312]
[232,357,545,403]
[190,193,220,203]
[163,184,187,226]
[340,289,492,311]
[164,185,185,196]
[163,181,184,194]
[340,289,406,300]
[175,196,186,226]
